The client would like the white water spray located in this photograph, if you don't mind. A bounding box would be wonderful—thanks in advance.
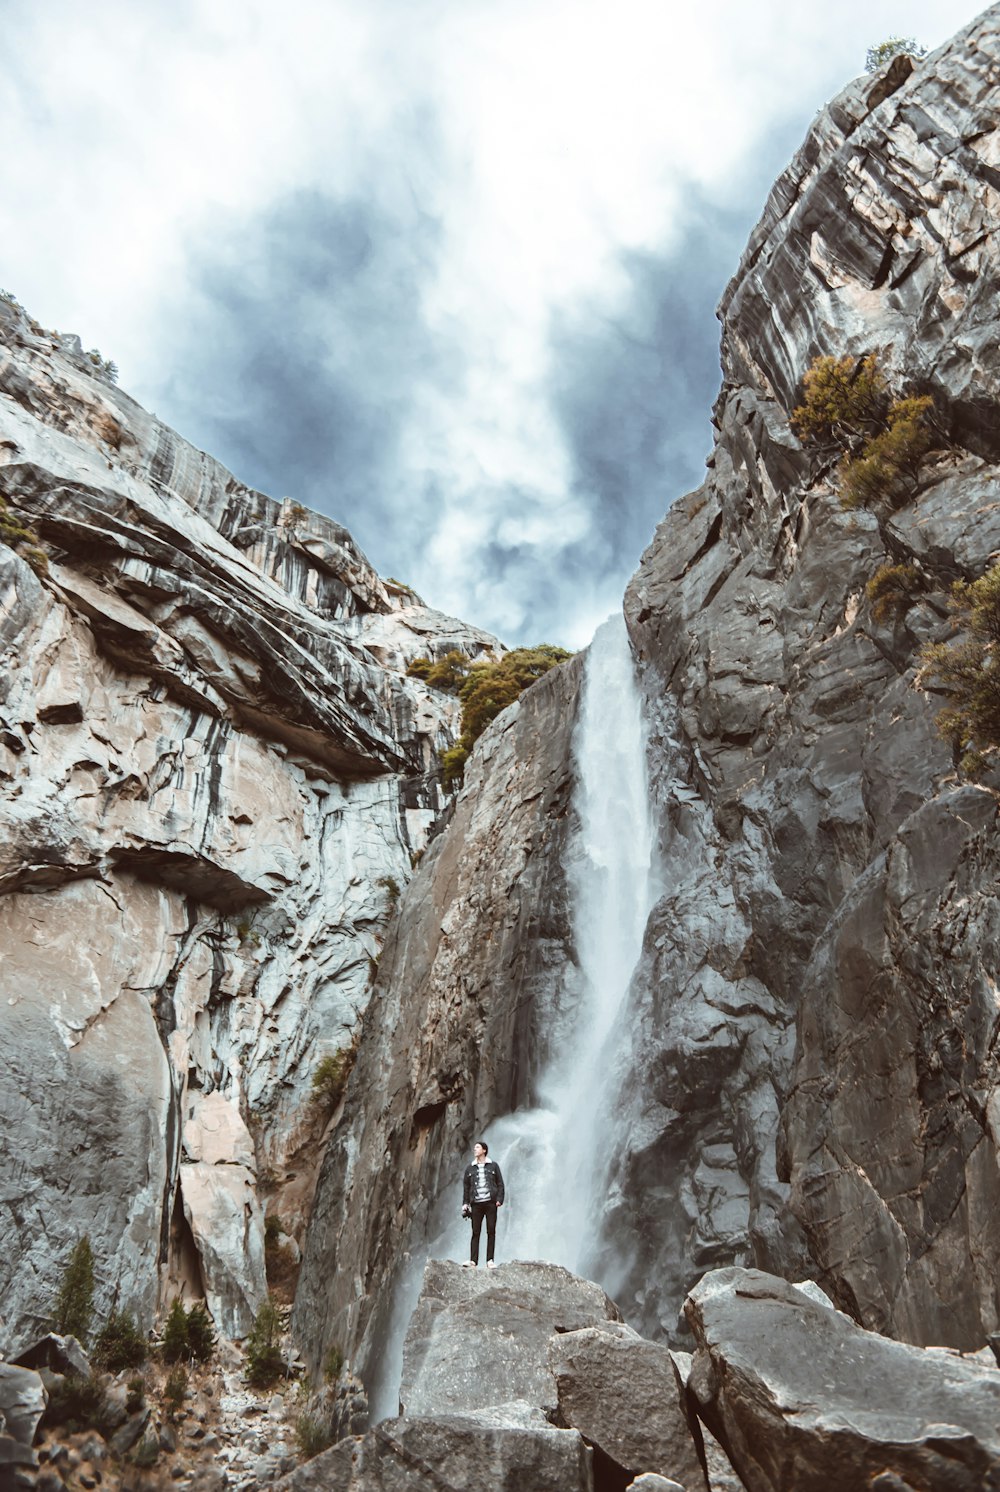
[435,610,657,1273]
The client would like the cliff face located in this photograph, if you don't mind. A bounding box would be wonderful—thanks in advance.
[294,654,582,1386]
[0,301,499,1346]
[297,2,1000,1382]
[619,6,1000,1346]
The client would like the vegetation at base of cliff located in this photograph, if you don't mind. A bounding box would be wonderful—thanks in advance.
[310,1041,357,1117]
[161,1297,216,1363]
[920,564,1000,776]
[791,353,936,511]
[866,562,925,624]
[866,36,927,72]
[43,1374,113,1434]
[93,1308,148,1370]
[296,1412,336,1460]
[0,494,49,576]
[53,1235,95,1342]
[164,1363,188,1418]
[323,1344,344,1383]
[438,645,573,788]
[244,1297,286,1388]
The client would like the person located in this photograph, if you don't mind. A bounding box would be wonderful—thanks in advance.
[461,1141,505,1268]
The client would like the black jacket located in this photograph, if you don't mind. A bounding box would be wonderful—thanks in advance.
[463,1159,505,1207]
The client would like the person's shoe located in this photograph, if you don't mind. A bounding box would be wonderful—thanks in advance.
[486,1260,497,1269]
[462,1259,476,1268]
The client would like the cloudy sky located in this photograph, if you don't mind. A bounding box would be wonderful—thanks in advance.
[2,1,980,647]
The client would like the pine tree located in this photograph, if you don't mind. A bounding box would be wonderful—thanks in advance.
[53,1237,95,1342]
[161,1298,189,1363]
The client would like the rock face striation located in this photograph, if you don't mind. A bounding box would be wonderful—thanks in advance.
[0,300,499,1346]
[296,1,1000,1398]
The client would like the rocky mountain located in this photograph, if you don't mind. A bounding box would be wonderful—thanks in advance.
[295,0,1000,1402]
[0,297,499,1348]
[7,5,1000,1489]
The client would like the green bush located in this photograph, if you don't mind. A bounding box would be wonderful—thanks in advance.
[866,36,927,71]
[792,354,936,511]
[376,875,401,905]
[839,396,935,510]
[323,1344,344,1383]
[161,1298,215,1363]
[245,1298,285,1388]
[164,1363,188,1418]
[866,562,923,623]
[186,1303,216,1362]
[93,1309,147,1371]
[53,1236,95,1343]
[44,1375,110,1434]
[295,1412,335,1461]
[790,353,887,445]
[310,1045,356,1116]
[406,650,473,693]
[920,564,1000,774]
[1,495,49,577]
[439,645,572,789]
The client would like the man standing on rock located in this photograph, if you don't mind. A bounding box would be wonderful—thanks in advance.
[461,1141,505,1268]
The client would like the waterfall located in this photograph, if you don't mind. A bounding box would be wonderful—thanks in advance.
[486,610,658,1271]
[369,610,656,1418]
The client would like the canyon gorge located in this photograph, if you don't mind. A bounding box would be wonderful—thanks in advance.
[4,5,1000,1489]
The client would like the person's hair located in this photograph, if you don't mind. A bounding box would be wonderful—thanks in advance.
[476,1140,488,1155]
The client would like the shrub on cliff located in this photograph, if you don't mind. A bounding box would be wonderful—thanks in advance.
[310,1043,357,1117]
[839,396,935,510]
[406,650,472,693]
[792,353,936,510]
[866,36,927,71]
[440,645,572,789]
[920,564,1000,774]
[866,562,924,623]
[0,495,48,576]
[53,1236,95,1343]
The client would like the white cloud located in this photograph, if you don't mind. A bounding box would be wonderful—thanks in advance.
[0,0,980,646]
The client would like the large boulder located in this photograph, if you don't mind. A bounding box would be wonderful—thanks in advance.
[0,1362,47,1445]
[400,1259,621,1417]
[273,1407,593,1491]
[13,1333,90,1379]
[685,1268,1000,1492]
[549,1321,708,1491]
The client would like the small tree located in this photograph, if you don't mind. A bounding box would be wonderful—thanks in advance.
[164,1364,188,1419]
[866,36,927,72]
[244,1297,285,1388]
[93,1309,147,1371]
[161,1299,190,1363]
[53,1237,95,1342]
[310,1045,356,1117]
[186,1303,216,1363]
[920,564,1000,774]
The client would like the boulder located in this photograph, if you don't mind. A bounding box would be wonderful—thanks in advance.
[0,1362,47,1445]
[400,1259,621,1417]
[549,1320,708,1492]
[627,1478,687,1492]
[0,1434,39,1490]
[273,1409,593,1491]
[685,1268,1000,1492]
[13,1334,91,1380]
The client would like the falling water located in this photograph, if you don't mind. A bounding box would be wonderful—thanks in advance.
[370,611,656,1416]
[489,610,657,1270]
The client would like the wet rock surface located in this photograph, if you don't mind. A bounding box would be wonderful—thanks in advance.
[685,1268,1000,1492]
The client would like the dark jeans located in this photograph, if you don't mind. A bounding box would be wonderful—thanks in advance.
[470,1201,497,1264]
